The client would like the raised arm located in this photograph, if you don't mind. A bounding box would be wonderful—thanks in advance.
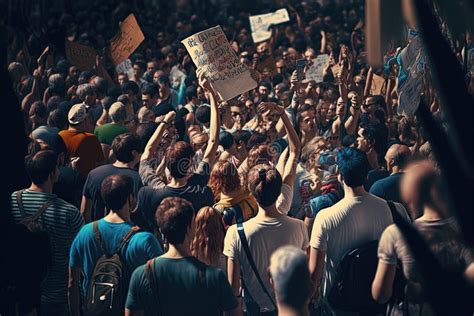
[279,106,301,187]
[364,66,374,98]
[141,111,176,161]
[344,93,362,135]
[198,68,220,169]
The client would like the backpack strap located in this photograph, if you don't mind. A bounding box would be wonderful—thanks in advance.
[387,200,411,225]
[113,226,140,255]
[145,258,161,316]
[16,190,54,220]
[93,221,108,255]
[16,190,26,217]
[235,204,277,310]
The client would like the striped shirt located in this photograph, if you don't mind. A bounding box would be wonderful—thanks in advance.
[10,189,84,304]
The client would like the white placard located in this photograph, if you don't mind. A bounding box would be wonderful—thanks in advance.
[249,9,290,43]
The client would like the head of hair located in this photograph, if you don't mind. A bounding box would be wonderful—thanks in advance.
[337,147,370,187]
[122,81,139,95]
[109,102,127,123]
[24,150,58,185]
[48,73,66,97]
[111,133,142,163]
[190,207,225,265]
[135,122,158,152]
[246,132,267,152]
[92,76,108,96]
[141,84,158,97]
[247,164,282,207]
[195,105,211,125]
[209,160,242,200]
[247,144,275,171]
[232,130,252,146]
[47,109,68,130]
[76,83,95,102]
[269,246,311,308]
[100,174,134,212]
[219,131,235,150]
[8,62,27,81]
[156,197,194,244]
[166,141,195,179]
[300,136,325,166]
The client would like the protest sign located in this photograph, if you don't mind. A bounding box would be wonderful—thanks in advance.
[249,9,290,43]
[306,54,329,83]
[370,74,385,95]
[182,26,257,102]
[109,14,145,65]
[115,59,133,77]
[65,41,97,71]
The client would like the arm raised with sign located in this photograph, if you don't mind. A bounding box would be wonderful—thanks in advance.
[198,68,220,170]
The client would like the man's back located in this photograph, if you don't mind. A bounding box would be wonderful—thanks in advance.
[224,215,309,311]
[59,129,104,176]
[10,190,84,304]
[310,194,398,297]
[370,172,404,203]
[69,219,162,296]
[126,256,237,316]
[83,164,142,220]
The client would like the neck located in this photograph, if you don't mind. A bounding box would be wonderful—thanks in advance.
[104,210,131,223]
[113,160,136,169]
[255,203,282,219]
[419,204,444,221]
[391,166,402,175]
[168,176,188,188]
[163,242,191,259]
[276,303,308,316]
[343,184,368,198]
[29,181,53,194]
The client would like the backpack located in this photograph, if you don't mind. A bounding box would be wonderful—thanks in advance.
[85,221,139,316]
[16,190,54,274]
[327,239,384,313]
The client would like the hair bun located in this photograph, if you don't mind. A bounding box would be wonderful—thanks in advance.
[258,169,267,183]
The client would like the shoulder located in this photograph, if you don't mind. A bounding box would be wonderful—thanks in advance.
[380,224,402,245]
[53,196,80,212]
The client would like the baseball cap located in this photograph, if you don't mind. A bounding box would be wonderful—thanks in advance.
[68,103,89,125]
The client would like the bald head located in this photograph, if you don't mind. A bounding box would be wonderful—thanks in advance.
[385,144,411,173]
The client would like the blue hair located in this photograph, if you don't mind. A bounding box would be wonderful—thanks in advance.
[337,148,370,187]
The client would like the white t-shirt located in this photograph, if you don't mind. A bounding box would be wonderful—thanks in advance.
[310,193,408,298]
[224,215,308,312]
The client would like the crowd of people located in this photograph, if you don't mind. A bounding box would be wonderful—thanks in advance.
[2,0,474,315]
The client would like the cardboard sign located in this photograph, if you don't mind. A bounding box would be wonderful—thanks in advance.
[65,42,97,71]
[306,54,329,83]
[370,74,385,95]
[109,14,145,65]
[249,9,290,43]
[182,26,257,102]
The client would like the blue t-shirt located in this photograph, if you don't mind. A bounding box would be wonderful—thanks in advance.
[69,219,163,295]
[369,172,404,203]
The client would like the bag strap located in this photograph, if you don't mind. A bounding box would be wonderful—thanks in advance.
[387,200,411,225]
[113,226,140,255]
[235,204,277,310]
[92,221,108,255]
[16,190,26,217]
[16,190,54,220]
[145,258,161,316]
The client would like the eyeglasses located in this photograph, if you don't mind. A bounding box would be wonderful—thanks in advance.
[231,111,244,117]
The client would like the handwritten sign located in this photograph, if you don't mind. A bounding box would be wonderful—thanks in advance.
[306,54,329,83]
[115,59,133,76]
[65,42,97,71]
[182,26,257,102]
[370,74,385,95]
[249,9,290,43]
[109,14,145,65]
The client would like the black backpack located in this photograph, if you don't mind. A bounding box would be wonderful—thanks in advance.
[85,221,139,316]
[327,239,385,313]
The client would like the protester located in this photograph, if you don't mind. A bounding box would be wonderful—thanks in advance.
[125,197,238,315]
[69,174,162,316]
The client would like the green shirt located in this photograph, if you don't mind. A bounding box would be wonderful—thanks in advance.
[126,256,237,315]
[94,123,129,145]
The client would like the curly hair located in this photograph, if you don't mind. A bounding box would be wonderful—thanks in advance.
[247,144,275,170]
[208,160,242,201]
[190,207,225,266]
